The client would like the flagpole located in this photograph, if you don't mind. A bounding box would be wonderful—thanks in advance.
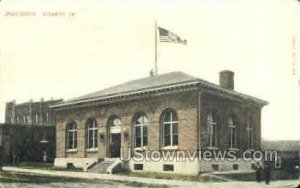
[155,20,158,76]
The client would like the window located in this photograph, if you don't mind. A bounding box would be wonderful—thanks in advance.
[163,164,174,171]
[0,127,2,146]
[246,118,254,149]
[35,114,39,124]
[134,114,148,148]
[212,164,219,171]
[86,118,98,149]
[16,117,19,124]
[46,112,49,123]
[23,115,26,124]
[207,113,217,147]
[66,121,77,150]
[233,164,239,170]
[161,109,178,147]
[134,164,143,170]
[228,118,236,148]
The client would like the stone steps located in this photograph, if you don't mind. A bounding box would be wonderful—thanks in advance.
[88,160,115,173]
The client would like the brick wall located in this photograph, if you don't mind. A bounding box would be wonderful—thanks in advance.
[5,99,63,126]
[55,90,199,158]
[55,88,263,160]
[200,91,262,154]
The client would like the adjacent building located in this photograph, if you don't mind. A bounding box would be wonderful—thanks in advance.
[0,123,56,163]
[2,98,63,163]
[52,71,268,174]
[5,98,63,125]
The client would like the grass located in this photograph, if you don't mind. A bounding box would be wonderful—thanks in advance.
[6,162,83,172]
[4,162,215,181]
[0,171,89,184]
[6,162,223,183]
[119,171,224,182]
[218,169,299,181]
[0,171,169,187]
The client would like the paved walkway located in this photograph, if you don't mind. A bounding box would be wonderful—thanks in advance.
[2,167,300,188]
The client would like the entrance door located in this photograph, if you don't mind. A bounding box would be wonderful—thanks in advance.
[108,116,121,158]
[110,133,121,157]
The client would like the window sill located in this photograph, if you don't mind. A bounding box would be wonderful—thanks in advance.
[161,146,178,150]
[134,146,148,151]
[86,148,99,152]
[66,149,77,153]
[206,147,219,150]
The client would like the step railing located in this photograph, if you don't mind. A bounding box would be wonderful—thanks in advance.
[106,158,123,174]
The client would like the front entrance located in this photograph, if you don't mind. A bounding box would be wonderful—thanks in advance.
[110,133,121,157]
[108,116,121,158]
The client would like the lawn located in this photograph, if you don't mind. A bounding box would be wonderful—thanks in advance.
[119,171,224,182]
[0,171,169,187]
[6,162,224,183]
[6,162,83,172]
[218,169,299,181]
[0,171,90,184]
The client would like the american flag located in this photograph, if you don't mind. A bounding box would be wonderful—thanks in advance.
[158,27,187,45]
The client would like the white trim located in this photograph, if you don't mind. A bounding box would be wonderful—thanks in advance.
[206,146,219,150]
[246,120,254,149]
[87,119,98,149]
[86,148,98,152]
[228,118,236,149]
[66,149,77,153]
[67,122,77,150]
[51,79,268,109]
[51,81,200,108]
[207,114,217,148]
[134,146,148,151]
[162,111,178,147]
[134,115,148,148]
[161,145,178,150]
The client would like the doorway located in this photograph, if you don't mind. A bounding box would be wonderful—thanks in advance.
[110,133,121,157]
[108,116,121,158]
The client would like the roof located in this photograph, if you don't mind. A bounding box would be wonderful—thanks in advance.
[52,71,268,109]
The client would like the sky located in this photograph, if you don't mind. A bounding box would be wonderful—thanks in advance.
[0,0,299,140]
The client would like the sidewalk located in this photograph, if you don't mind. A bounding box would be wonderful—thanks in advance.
[2,167,300,188]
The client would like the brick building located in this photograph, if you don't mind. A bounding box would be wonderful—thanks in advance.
[2,98,63,163]
[5,98,63,125]
[52,71,267,174]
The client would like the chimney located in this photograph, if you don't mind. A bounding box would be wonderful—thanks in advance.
[219,70,234,90]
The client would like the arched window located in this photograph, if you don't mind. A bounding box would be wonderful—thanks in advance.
[207,113,217,147]
[228,118,236,148]
[86,118,98,149]
[134,114,148,148]
[161,109,178,147]
[246,117,254,149]
[66,121,77,150]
